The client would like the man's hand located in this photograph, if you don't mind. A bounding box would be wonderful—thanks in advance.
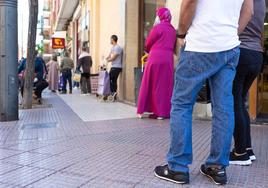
[177,38,186,48]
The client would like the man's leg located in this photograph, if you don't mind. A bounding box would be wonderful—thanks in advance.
[68,70,72,93]
[62,72,67,93]
[109,68,116,93]
[113,68,121,93]
[167,50,223,173]
[81,75,87,94]
[206,48,240,167]
[243,65,262,151]
[232,65,248,154]
[86,76,91,93]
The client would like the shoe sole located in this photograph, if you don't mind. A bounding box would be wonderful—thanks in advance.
[200,168,227,185]
[154,171,188,184]
[229,159,252,166]
[250,156,256,161]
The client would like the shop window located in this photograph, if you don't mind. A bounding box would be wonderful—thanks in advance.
[143,0,166,42]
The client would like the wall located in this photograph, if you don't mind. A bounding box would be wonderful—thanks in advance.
[124,0,140,103]
[89,0,125,74]
[166,0,181,28]
[87,0,185,104]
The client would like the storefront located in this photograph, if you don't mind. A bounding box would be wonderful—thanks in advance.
[249,49,268,121]
[248,7,268,121]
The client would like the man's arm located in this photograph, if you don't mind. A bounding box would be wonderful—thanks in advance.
[238,0,253,35]
[107,47,121,62]
[107,54,119,62]
[177,0,198,46]
[106,52,112,61]
[70,60,74,69]
[178,0,198,35]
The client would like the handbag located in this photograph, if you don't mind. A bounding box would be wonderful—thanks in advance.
[73,72,81,82]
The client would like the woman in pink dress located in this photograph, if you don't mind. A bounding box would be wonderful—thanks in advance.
[137,8,176,120]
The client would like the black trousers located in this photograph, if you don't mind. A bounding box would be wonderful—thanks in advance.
[34,79,49,99]
[81,73,91,94]
[109,68,122,93]
[62,69,72,92]
[233,48,263,154]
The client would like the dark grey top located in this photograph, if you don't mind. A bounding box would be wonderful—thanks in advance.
[239,0,266,52]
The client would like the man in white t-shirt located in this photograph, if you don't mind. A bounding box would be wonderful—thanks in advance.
[154,0,253,185]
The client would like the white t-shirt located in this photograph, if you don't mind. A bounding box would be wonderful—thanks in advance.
[185,0,244,52]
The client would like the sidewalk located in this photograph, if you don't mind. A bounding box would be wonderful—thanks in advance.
[0,92,267,187]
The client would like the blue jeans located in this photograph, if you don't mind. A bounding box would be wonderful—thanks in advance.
[167,46,240,173]
[62,69,72,92]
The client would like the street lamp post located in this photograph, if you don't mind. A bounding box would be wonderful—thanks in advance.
[0,0,18,121]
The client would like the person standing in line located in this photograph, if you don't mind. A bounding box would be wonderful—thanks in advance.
[229,0,266,166]
[154,0,253,185]
[47,53,59,93]
[60,51,74,94]
[137,8,176,120]
[77,46,93,95]
[106,35,123,101]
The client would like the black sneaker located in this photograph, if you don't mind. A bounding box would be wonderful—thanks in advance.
[229,151,252,166]
[246,149,256,161]
[154,165,189,184]
[200,164,227,185]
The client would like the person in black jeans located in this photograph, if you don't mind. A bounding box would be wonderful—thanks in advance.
[109,67,122,94]
[106,35,123,101]
[60,52,74,94]
[229,0,266,166]
[77,46,92,94]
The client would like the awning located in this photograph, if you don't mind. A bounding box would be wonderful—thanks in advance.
[55,0,79,31]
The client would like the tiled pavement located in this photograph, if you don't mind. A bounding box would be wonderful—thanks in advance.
[58,91,137,122]
[0,92,268,187]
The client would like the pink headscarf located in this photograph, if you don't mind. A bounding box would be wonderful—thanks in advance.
[156,8,172,23]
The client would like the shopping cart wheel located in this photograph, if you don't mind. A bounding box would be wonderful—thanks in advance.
[108,95,114,102]
[103,96,108,101]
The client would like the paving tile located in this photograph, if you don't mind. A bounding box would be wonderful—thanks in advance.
[26,172,90,188]
[8,141,55,152]
[0,148,24,160]
[81,177,136,188]
[0,92,267,188]
[0,182,22,188]
[29,143,72,155]
[29,155,77,171]
[0,162,23,175]
[59,93,137,122]
[0,166,55,187]
[2,152,52,166]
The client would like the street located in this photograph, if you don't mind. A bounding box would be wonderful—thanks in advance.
[0,92,267,187]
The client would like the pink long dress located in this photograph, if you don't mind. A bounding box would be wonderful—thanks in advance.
[137,22,176,118]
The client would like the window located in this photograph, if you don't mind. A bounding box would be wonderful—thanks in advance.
[143,0,166,41]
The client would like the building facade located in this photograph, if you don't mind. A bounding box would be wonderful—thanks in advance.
[47,0,268,121]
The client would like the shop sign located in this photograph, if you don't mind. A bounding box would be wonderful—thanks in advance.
[52,38,65,49]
